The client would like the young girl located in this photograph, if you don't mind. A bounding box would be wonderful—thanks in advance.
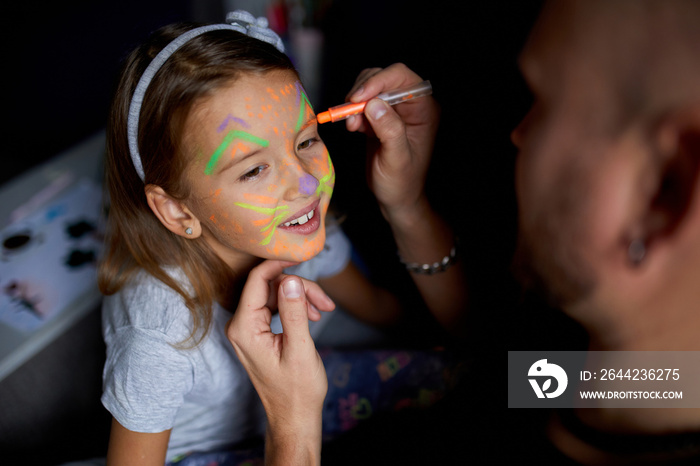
[99,10,414,465]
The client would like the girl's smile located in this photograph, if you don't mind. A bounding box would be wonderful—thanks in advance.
[278,199,320,232]
[183,70,335,267]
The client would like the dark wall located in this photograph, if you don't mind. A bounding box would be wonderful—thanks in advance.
[4,0,198,187]
[319,1,539,244]
[317,1,543,331]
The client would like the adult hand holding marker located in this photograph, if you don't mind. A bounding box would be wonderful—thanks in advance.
[341,63,466,331]
[316,80,432,124]
[340,63,440,220]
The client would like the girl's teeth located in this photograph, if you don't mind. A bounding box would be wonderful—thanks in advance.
[284,209,314,227]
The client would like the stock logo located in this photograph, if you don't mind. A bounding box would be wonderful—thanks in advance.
[528,359,568,399]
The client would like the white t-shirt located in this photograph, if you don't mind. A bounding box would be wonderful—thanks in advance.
[101,226,351,461]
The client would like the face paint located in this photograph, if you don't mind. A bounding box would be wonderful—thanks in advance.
[184,71,335,267]
[315,152,335,197]
[233,202,289,245]
[295,82,315,132]
[218,114,250,132]
[205,130,269,176]
[299,173,319,195]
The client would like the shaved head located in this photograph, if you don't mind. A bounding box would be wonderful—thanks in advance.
[513,0,700,312]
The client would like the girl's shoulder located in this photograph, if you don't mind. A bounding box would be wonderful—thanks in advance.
[102,267,194,341]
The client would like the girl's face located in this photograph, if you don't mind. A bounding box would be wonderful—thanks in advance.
[183,70,335,267]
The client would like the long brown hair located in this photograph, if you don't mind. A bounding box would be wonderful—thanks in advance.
[99,23,296,345]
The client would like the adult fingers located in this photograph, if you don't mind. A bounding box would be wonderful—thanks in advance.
[277,276,316,351]
[307,303,322,322]
[345,113,373,134]
[301,278,335,313]
[345,67,383,101]
[345,63,428,134]
[348,63,424,103]
[266,274,335,316]
[238,260,298,320]
[364,99,411,169]
[344,67,382,133]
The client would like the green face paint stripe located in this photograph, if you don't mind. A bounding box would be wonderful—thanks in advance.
[234,202,289,245]
[260,213,288,233]
[316,181,334,196]
[205,130,270,176]
[315,153,335,197]
[295,90,314,132]
[259,213,288,245]
[233,202,288,215]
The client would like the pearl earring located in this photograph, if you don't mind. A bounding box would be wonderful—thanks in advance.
[185,227,193,235]
[628,239,646,266]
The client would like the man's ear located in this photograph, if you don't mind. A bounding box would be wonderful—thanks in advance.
[145,185,201,238]
[644,106,700,247]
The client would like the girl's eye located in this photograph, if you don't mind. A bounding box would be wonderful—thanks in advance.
[240,165,267,181]
[297,138,318,151]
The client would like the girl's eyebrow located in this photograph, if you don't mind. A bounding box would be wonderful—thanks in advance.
[205,130,269,175]
[298,117,317,132]
[216,148,263,175]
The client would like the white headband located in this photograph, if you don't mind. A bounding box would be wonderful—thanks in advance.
[127,10,285,181]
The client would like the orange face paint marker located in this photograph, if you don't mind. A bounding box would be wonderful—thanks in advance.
[316,80,432,124]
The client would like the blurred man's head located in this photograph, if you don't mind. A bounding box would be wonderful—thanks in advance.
[512,0,700,349]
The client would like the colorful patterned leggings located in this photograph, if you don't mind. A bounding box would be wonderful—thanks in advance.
[168,348,454,466]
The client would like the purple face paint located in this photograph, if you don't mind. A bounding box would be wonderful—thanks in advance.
[294,81,305,107]
[299,174,319,195]
[218,114,250,133]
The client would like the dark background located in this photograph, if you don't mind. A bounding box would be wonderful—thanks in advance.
[2,1,588,463]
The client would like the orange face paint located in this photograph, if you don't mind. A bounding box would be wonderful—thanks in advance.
[316,80,432,124]
[186,72,332,266]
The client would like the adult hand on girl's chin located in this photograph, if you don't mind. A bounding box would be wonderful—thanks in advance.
[344,63,440,222]
[227,260,332,446]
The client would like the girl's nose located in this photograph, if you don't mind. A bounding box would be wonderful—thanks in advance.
[283,163,319,201]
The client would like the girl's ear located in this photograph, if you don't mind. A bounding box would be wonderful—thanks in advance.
[145,185,202,238]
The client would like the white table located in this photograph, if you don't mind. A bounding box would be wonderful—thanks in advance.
[0,131,105,382]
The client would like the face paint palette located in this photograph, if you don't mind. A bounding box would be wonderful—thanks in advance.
[2,230,40,260]
[0,180,102,332]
